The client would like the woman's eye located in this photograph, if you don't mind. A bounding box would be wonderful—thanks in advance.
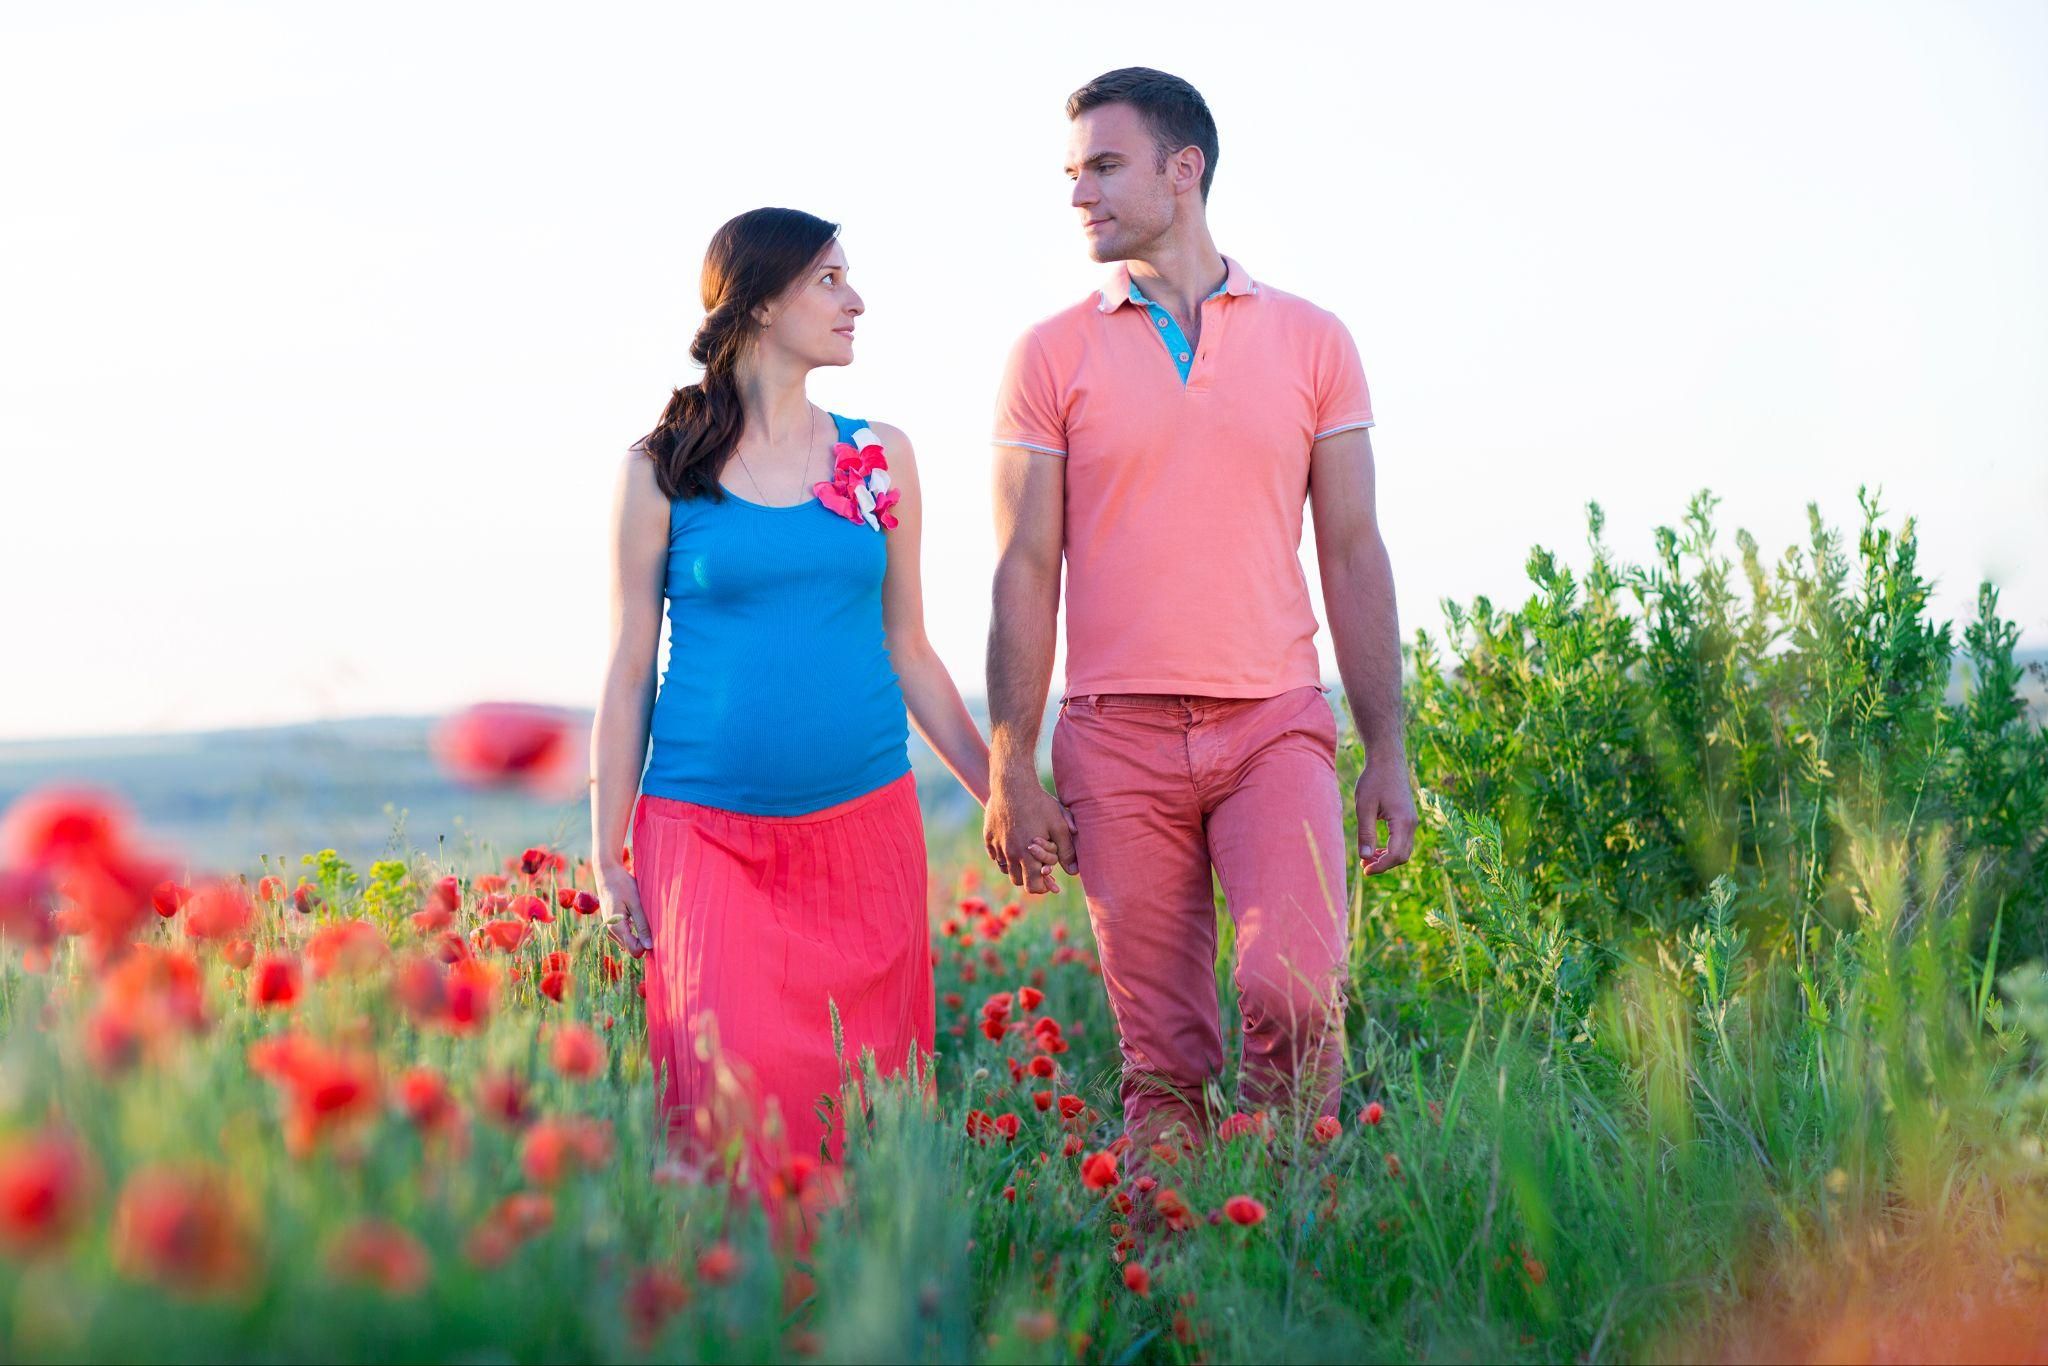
[822,273,837,286]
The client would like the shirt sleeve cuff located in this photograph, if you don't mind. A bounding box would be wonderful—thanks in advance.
[993,436,1068,458]
[1312,419,1375,441]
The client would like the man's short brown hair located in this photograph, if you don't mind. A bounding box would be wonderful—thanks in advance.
[1066,67,1220,200]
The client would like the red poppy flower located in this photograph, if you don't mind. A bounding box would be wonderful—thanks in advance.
[540,969,569,1002]
[696,1240,739,1285]
[221,938,255,970]
[150,880,189,918]
[247,1033,380,1158]
[550,1023,603,1081]
[290,882,320,915]
[572,890,600,916]
[1312,1115,1343,1143]
[1027,1056,1055,1079]
[625,1265,691,1348]
[0,786,131,870]
[1058,1095,1087,1122]
[255,875,284,904]
[1122,1262,1150,1296]
[1080,1150,1118,1190]
[111,1163,256,1297]
[512,893,552,924]
[89,944,209,1069]
[0,1127,95,1255]
[430,703,583,797]
[994,1113,1021,1143]
[1223,1195,1267,1226]
[1217,1111,1266,1143]
[1032,1090,1054,1113]
[326,1218,431,1297]
[482,918,529,953]
[443,957,497,1031]
[306,919,388,979]
[520,1116,614,1186]
[476,1070,532,1130]
[394,1066,457,1133]
[182,881,253,942]
[250,954,301,1007]
[1363,1101,1385,1126]
[1018,985,1043,1011]
[1154,1186,1194,1232]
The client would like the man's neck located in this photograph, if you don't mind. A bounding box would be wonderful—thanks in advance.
[1124,230,1228,323]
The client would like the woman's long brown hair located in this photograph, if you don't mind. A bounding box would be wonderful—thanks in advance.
[639,207,840,501]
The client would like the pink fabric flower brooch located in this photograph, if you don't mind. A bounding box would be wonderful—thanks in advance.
[813,426,901,531]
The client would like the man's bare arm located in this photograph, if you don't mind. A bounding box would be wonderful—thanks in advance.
[985,446,1079,890]
[1308,426,1416,873]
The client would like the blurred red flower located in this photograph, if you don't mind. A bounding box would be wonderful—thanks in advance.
[111,1164,255,1298]
[250,954,301,1008]
[182,881,253,942]
[625,1265,691,1348]
[696,1240,739,1285]
[520,1116,615,1186]
[306,919,389,979]
[430,703,584,797]
[550,1023,603,1081]
[477,1070,532,1130]
[1122,1262,1150,1296]
[326,1219,431,1296]
[1223,1195,1267,1226]
[0,1127,96,1255]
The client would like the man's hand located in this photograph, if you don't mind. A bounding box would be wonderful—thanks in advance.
[985,774,1079,895]
[1354,757,1417,875]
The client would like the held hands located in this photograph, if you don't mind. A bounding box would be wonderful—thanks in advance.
[1354,757,1418,875]
[984,776,1079,896]
[597,861,654,957]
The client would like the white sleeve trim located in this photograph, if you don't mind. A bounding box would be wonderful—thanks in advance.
[1312,420,1376,441]
[993,438,1068,458]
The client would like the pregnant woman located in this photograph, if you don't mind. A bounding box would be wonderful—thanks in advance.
[588,207,1020,1208]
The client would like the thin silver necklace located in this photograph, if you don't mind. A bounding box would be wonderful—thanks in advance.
[732,403,822,506]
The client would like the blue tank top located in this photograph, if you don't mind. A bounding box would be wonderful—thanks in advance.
[641,412,912,816]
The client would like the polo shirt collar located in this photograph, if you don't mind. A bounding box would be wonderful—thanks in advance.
[1097,255,1257,313]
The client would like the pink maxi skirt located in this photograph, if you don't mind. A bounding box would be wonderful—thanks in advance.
[630,770,934,1188]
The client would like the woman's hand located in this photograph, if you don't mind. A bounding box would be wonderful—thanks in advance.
[598,860,653,957]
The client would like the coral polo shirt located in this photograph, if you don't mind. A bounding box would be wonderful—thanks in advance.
[992,256,1375,701]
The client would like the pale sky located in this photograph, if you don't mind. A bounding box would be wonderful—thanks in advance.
[4,1,2044,743]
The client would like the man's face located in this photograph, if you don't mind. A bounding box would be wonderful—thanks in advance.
[1065,103,1178,263]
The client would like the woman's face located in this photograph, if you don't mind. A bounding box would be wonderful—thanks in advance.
[758,243,863,370]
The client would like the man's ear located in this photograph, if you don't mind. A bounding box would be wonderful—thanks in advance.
[1173,145,1207,196]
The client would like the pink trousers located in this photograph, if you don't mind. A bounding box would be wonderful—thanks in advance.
[1050,685,1350,1147]
[631,771,933,1189]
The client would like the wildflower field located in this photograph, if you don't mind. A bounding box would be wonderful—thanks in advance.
[1,490,2044,1363]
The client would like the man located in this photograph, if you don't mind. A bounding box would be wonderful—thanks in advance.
[983,67,1416,1147]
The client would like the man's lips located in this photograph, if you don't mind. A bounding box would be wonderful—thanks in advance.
[1084,218,1112,230]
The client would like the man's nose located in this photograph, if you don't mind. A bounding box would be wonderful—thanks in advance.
[1071,176,1095,209]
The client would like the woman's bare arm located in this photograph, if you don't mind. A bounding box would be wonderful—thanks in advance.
[589,445,669,954]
